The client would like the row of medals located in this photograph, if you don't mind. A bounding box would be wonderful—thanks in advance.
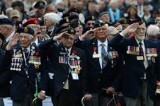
[10,46,40,71]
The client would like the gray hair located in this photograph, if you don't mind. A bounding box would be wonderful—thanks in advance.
[44,12,61,24]
[147,24,160,36]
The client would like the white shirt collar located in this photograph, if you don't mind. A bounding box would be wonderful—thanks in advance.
[22,46,30,52]
[98,39,108,47]
[135,38,144,46]
[65,47,72,55]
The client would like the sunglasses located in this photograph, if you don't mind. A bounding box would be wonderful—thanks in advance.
[87,23,95,25]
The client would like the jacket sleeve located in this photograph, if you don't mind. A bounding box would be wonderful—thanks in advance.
[39,39,57,91]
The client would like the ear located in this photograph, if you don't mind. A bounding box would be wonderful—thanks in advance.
[30,36,35,42]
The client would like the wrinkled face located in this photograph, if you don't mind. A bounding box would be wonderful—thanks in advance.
[100,14,110,23]
[44,19,54,28]
[62,34,75,49]
[95,25,107,41]
[19,33,34,48]
[135,23,146,41]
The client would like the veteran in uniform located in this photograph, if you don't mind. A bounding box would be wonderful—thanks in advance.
[39,27,87,106]
[110,22,160,106]
[74,22,122,106]
[2,27,45,106]
[0,33,10,106]
[0,18,15,48]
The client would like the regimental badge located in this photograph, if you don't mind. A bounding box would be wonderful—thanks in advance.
[70,29,74,33]
[24,27,28,33]
[40,2,43,6]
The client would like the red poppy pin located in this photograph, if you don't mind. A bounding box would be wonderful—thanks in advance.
[72,50,77,55]
[34,52,39,56]
[93,47,97,51]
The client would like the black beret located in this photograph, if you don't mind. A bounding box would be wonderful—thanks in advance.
[85,15,95,23]
[0,18,13,26]
[94,21,105,28]
[17,27,34,36]
[55,26,68,34]
[33,0,47,9]
[99,11,109,17]
[127,16,143,25]
[60,27,75,35]
[69,19,83,28]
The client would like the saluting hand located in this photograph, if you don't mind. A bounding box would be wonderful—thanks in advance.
[6,33,19,50]
[80,28,96,40]
[120,23,139,36]
[53,31,68,41]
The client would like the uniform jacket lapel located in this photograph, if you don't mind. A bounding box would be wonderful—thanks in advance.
[59,44,69,74]
[129,37,145,67]
[91,39,101,70]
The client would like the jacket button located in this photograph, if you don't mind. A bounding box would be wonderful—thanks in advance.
[63,82,65,84]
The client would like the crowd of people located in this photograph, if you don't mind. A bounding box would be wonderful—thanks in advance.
[0,0,160,106]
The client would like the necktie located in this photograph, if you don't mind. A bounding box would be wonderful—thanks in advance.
[139,42,144,56]
[101,44,108,69]
[139,42,148,69]
[24,48,29,58]
[66,49,69,56]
